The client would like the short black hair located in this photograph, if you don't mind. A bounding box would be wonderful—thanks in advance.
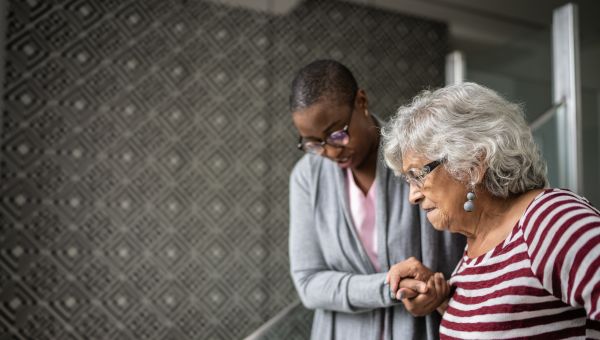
[289,59,358,112]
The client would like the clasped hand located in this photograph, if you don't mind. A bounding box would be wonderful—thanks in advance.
[385,257,450,316]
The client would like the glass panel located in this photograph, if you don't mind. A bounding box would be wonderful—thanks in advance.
[581,89,600,205]
[465,28,553,126]
[531,103,564,187]
[579,1,600,205]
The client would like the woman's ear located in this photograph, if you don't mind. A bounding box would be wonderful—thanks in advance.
[471,153,488,185]
[356,89,368,114]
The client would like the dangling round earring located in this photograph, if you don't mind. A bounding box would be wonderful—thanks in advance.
[463,186,476,212]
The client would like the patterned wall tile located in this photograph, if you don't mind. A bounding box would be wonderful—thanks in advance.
[1,0,447,338]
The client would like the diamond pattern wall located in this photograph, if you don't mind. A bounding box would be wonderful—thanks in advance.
[0,0,447,338]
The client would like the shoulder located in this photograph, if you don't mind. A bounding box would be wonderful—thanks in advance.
[290,154,330,192]
[520,188,600,240]
[291,154,323,179]
[522,188,599,221]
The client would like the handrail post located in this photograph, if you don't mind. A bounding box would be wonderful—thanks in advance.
[552,3,582,193]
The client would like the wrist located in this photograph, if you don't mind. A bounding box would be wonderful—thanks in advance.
[436,299,449,315]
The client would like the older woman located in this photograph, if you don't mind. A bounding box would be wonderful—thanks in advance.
[383,82,600,339]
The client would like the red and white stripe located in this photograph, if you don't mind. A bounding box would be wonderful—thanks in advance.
[440,189,600,339]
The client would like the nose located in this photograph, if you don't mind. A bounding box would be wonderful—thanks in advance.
[408,182,424,205]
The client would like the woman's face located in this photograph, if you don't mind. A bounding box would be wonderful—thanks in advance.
[402,151,469,233]
[292,90,377,170]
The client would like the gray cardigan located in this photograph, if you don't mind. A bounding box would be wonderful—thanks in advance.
[289,152,465,340]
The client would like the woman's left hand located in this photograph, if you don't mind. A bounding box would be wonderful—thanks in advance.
[400,272,450,317]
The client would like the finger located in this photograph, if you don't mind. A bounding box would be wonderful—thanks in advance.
[433,273,449,297]
[434,273,443,292]
[408,278,435,307]
[389,269,401,296]
[435,273,448,297]
[433,278,450,316]
[422,276,435,301]
[397,287,418,299]
[387,272,395,300]
[438,299,449,313]
[433,274,444,302]
[435,273,447,292]
[399,278,428,294]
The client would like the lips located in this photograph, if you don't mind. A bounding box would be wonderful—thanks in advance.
[336,156,352,168]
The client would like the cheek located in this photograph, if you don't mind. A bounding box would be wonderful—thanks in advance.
[428,208,451,231]
[433,183,464,207]
[349,125,373,151]
[438,200,467,232]
[425,192,462,230]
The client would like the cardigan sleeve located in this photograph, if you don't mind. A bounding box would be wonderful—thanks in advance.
[289,156,398,313]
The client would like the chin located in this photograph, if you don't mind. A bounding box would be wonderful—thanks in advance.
[430,222,447,232]
[426,212,450,232]
[425,215,441,229]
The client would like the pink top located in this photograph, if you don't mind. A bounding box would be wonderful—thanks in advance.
[346,169,379,272]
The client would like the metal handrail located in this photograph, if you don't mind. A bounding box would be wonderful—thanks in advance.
[243,300,302,340]
[529,100,564,131]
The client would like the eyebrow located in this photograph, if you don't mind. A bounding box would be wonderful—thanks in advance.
[300,119,343,140]
[401,162,420,173]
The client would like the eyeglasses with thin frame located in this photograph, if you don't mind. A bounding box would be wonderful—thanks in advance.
[402,159,444,188]
[297,104,354,155]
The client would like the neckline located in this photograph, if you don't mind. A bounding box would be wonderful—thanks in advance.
[346,168,376,198]
[462,188,553,264]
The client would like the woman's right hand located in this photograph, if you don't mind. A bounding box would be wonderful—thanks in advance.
[385,257,434,299]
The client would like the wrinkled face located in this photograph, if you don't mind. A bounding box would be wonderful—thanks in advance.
[292,90,376,170]
[402,151,469,232]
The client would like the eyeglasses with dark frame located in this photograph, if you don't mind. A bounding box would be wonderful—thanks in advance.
[296,104,354,155]
[402,159,444,188]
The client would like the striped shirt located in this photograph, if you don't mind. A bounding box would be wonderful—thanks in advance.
[440,189,600,339]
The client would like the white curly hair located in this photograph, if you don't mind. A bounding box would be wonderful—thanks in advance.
[383,82,548,198]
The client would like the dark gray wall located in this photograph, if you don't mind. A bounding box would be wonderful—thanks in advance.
[0,0,447,339]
